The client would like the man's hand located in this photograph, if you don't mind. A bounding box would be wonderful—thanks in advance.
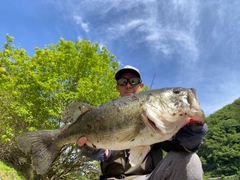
[175,122,208,151]
[76,136,110,160]
[77,136,87,147]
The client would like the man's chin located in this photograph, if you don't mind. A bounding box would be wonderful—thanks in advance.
[125,92,134,96]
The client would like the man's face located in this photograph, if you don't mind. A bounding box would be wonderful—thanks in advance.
[116,73,144,97]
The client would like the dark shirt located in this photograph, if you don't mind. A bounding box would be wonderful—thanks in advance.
[79,123,208,177]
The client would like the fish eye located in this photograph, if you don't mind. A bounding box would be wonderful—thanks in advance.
[173,88,181,94]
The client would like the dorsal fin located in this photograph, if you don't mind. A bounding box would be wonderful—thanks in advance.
[61,102,92,124]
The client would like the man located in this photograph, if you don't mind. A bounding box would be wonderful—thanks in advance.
[77,65,208,180]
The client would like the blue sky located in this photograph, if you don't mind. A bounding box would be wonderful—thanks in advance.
[1,0,240,116]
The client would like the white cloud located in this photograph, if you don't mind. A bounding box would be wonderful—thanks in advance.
[77,35,82,40]
[99,1,200,64]
[50,0,200,64]
[73,16,89,33]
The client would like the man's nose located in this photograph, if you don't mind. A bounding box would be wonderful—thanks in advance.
[126,82,132,88]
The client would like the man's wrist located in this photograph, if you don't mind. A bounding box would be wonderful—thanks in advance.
[181,141,203,152]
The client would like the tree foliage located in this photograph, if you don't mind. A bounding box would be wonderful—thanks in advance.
[0,34,120,179]
[198,98,240,177]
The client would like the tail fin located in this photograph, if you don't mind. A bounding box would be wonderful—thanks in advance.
[16,129,61,174]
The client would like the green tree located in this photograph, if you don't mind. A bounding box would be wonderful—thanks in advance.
[199,98,240,178]
[0,34,120,179]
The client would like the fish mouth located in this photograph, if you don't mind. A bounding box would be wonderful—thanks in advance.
[147,117,161,132]
[187,112,205,124]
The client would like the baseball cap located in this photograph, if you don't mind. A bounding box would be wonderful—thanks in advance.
[115,65,141,80]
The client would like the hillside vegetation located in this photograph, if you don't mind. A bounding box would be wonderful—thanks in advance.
[198,98,240,178]
[0,161,24,180]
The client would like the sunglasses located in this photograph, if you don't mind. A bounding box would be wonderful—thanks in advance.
[117,78,142,86]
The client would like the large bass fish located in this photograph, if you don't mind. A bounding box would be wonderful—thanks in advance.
[16,87,205,174]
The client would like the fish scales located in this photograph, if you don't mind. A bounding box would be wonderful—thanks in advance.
[57,94,147,148]
[16,87,205,174]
